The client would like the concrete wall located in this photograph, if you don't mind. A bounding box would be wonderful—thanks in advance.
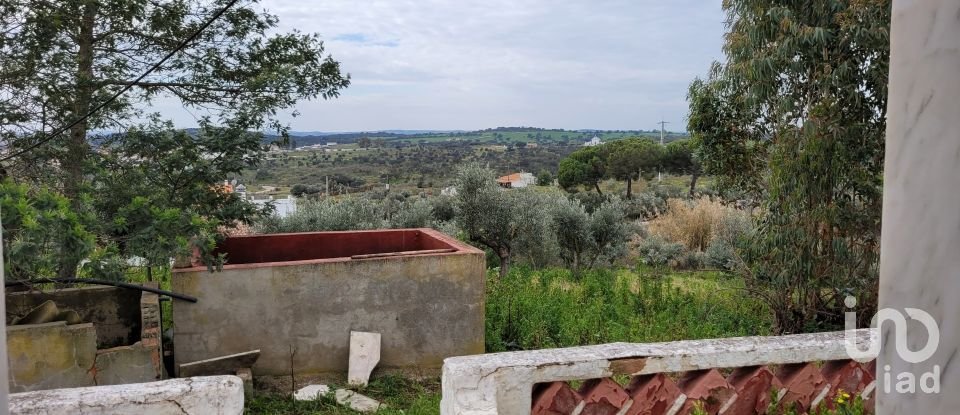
[5,285,165,392]
[173,228,485,376]
[7,322,97,392]
[6,286,141,349]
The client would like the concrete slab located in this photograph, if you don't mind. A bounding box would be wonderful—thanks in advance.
[178,350,260,377]
[348,331,381,386]
[293,384,331,401]
[335,389,383,413]
[9,375,244,414]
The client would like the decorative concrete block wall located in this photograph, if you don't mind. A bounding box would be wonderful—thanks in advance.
[172,228,485,376]
[441,329,878,415]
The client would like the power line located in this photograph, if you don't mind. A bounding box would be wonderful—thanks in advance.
[657,120,669,182]
[657,120,670,146]
[0,0,242,163]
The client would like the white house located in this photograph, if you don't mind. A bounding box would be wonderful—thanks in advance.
[496,172,537,188]
[583,136,602,146]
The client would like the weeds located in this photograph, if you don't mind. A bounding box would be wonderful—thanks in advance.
[485,266,771,352]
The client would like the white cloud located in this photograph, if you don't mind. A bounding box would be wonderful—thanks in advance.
[164,0,725,132]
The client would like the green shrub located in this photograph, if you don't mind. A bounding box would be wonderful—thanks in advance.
[0,181,95,280]
[568,191,606,213]
[635,236,686,268]
[390,198,433,228]
[255,197,385,233]
[623,192,666,220]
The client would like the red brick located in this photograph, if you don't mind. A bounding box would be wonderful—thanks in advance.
[677,369,736,415]
[532,381,582,415]
[624,373,684,415]
[724,366,782,415]
[579,378,631,415]
[775,363,830,413]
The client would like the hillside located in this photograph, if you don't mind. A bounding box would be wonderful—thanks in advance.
[274,127,688,148]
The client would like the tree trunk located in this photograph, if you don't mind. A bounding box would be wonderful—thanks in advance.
[688,172,700,196]
[58,2,96,279]
[498,250,511,279]
[593,181,603,195]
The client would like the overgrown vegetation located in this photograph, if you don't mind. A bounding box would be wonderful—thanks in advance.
[0,0,350,279]
[687,0,889,333]
[486,267,771,352]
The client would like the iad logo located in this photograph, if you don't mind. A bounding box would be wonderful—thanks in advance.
[844,296,941,394]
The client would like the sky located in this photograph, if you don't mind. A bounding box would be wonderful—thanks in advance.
[161,0,727,132]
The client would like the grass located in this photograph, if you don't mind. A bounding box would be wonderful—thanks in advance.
[485,266,771,352]
[245,374,440,415]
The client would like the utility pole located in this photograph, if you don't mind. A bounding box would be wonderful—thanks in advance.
[657,120,670,182]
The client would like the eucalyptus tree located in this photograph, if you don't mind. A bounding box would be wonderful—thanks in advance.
[688,0,890,333]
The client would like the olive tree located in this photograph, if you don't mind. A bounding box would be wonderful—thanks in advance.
[453,163,546,279]
[551,196,630,274]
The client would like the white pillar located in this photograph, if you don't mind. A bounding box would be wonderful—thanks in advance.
[879,0,960,412]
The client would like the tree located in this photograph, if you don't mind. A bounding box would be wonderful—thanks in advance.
[93,119,271,274]
[453,163,545,279]
[688,0,889,333]
[557,146,606,194]
[604,138,662,199]
[536,170,553,186]
[0,181,94,281]
[1,0,349,276]
[661,139,703,195]
[550,197,592,273]
[551,196,629,275]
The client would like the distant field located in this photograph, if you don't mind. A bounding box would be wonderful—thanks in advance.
[243,128,690,195]
[281,127,688,147]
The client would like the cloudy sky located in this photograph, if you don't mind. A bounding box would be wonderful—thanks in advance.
[167,1,727,132]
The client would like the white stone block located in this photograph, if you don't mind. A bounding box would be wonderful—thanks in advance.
[9,375,243,415]
[348,331,381,386]
[335,389,383,413]
[293,384,331,401]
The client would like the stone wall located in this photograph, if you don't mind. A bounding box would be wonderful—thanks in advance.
[172,228,486,376]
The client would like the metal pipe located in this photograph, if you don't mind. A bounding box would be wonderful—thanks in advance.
[5,278,198,303]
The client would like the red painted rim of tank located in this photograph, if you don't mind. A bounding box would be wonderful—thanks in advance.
[172,228,483,272]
